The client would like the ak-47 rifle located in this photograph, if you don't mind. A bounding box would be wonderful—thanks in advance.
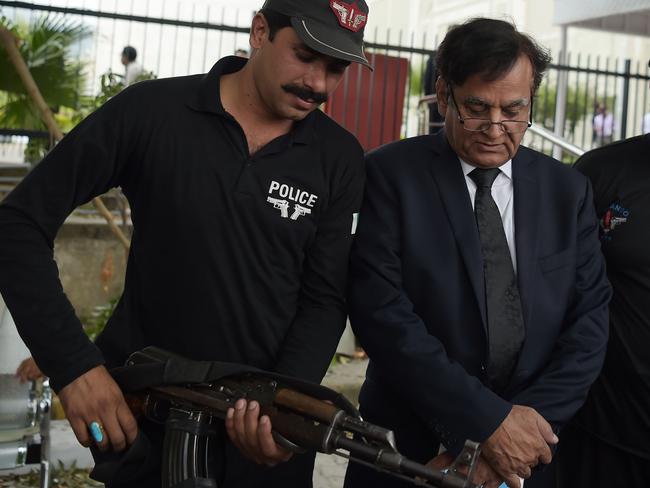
[116,347,481,488]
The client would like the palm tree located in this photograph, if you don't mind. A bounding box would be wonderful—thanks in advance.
[0,14,89,131]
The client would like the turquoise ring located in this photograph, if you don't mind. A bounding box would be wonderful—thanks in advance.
[89,421,105,444]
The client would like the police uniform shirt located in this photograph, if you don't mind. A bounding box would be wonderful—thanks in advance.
[0,56,365,391]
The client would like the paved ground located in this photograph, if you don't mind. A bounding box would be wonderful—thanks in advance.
[0,357,369,487]
[321,356,368,408]
[315,357,368,488]
[314,452,350,488]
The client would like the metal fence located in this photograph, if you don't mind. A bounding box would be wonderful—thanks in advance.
[0,1,436,143]
[0,0,255,93]
[2,0,650,165]
[418,53,650,162]
[524,54,650,162]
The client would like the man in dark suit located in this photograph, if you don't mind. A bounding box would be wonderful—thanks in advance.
[344,18,611,488]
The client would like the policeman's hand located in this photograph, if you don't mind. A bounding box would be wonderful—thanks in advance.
[225,399,293,466]
[481,405,558,482]
[15,357,44,383]
[426,452,515,488]
[57,365,138,452]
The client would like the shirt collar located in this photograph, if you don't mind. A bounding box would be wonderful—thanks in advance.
[187,56,315,145]
[459,158,513,180]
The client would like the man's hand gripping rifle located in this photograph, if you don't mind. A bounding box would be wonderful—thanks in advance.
[115,347,481,488]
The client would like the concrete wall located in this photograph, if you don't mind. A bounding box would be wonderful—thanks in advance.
[54,221,128,320]
[4,220,356,368]
[0,295,30,373]
[1,221,127,373]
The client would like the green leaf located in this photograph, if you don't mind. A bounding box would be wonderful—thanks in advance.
[0,13,89,124]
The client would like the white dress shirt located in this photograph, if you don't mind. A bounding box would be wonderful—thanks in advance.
[125,62,143,86]
[460,158,517,274]
[593,112,614,137]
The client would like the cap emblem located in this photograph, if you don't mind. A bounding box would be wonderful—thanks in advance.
[330,0,367,32]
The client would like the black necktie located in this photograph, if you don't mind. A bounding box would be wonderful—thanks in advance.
[469,167,525,393]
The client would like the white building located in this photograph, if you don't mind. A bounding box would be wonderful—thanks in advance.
[366,0,650,61]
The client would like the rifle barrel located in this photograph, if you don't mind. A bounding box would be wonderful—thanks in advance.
[335,436,477,488]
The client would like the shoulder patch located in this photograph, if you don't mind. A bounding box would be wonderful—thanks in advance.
[600,200,629,241]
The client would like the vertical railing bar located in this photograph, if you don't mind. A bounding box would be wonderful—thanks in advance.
[89,0,102,93]
[341,51,351,129]
[126,0,134,44]
[155,0,166,75]
[570,53,581,148]
[202,5,210,72]
[639,65,650,136]
[419,31,427,136]
[391,30,403,140]
[632,60,640,135]
[592,55,601,149]
[187,2,196,74]
[171,2,180,75]
[365,26,378,148]
[353,59,363,136]
[217,7,225,59]
[403,32,415,137]
[403,31,415,137]
[378,28,391,145]
[141,0,150,69]
[580,54,590,149]
[619,58,631,139]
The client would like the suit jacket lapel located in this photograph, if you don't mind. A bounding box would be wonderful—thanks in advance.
[428,133,487,332]
[512,149,540,335]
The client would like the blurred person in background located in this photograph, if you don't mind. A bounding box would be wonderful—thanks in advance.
[641,107,650,134]
[121,45,143,86]
[592,102,614,147]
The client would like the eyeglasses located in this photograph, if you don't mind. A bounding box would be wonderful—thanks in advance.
[447,84,533,134]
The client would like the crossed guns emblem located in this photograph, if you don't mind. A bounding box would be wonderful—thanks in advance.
[267,197,311,220]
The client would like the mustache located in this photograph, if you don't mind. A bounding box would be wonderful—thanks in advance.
[282,84,328,105]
